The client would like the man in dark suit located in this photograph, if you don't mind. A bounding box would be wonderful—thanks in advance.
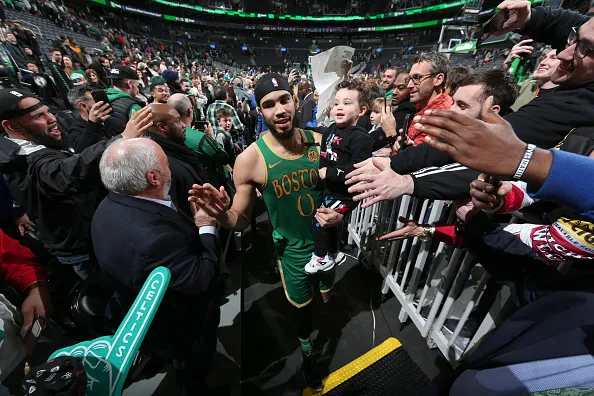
[92,137,220,391]
[146,103,208,217]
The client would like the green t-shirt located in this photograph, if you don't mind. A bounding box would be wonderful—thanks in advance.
[69,70,86,84]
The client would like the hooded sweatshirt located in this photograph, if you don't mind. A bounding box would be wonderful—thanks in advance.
[0,137,108,256]
[320,123,373,197]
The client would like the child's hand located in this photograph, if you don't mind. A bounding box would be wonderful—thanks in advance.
[319,167,327,180]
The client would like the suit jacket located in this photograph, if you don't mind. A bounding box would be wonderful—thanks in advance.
[92,192,220,356]
[92,192,219,301]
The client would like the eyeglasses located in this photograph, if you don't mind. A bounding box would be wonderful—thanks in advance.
[567,26,594,59]
[408,73,436,85]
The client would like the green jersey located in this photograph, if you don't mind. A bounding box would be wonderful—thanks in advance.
[254,129,323,262]
[184,126,230,188]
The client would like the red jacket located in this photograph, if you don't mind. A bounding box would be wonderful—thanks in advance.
[407,92,453,146]
[0,230,45,294]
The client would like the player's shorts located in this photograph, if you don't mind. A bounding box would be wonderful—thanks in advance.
[276,255,335,307]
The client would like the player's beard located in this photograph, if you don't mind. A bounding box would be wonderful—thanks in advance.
[265,117,295,141]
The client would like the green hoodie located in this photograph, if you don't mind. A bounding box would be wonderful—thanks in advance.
[105,88,142,118]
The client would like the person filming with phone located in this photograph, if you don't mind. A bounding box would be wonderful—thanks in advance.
[66,86,113,152]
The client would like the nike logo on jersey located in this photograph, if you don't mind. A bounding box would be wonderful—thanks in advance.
[269,160,283,169]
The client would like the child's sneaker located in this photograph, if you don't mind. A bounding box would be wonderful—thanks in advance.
[332,252,347,266]
[305,253,336,274]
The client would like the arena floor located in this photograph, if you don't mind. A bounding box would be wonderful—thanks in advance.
[122,212,451,396]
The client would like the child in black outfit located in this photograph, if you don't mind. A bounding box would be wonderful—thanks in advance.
[305,80,374,274]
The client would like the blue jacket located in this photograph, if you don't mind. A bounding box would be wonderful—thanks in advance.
[250,92,257,111]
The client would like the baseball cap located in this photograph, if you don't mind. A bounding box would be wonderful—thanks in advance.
[149,76,167,91]
[0,89,43,122]
[105,65,139,80]
[161,69,179,84]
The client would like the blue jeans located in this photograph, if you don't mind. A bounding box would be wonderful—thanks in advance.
[56,254,93,280]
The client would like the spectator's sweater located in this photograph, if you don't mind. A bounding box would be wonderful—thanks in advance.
[0,228,44,294]
[407,92,452,146]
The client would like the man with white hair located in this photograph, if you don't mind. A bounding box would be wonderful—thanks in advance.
[91,137,221,393]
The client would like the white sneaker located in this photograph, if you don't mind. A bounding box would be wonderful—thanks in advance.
[305,253,336,274]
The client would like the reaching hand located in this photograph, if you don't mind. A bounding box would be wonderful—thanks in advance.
[15,213,35,237]
[288,70,299,85]
[454,198,481,222]
[205,122,215,138]
[122,106,153,139]
[470,174,514,211]
[347,157,414,208]
[188,183,231,218]
[380,107,396,137]
[190,201,217,228]
[319,167,327,180]
[414,96,526,177]
[315,207,343,229]
[494,0,533,36]
[88,101,112,124]
[21,285,52,331]
[393,131,414,153]
[345,157,389,185]
[503,39,534,68]
[377,216,424,241]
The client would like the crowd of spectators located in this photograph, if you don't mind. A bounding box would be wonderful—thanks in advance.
[0,0,593,395]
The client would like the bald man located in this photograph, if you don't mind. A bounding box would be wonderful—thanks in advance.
[91,137,220,393]
[168,94,231,189]
[146,103,208,217]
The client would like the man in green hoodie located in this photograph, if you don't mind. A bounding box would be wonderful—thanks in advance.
[104,65,144,138]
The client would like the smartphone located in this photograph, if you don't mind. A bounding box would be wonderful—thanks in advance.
[21,314,46,354]
[487,175,502,192]
[383,97,387,113]
[400,114,411,151]
[91,90,111,107]
[192,120,208,130]
[476,10,512,48]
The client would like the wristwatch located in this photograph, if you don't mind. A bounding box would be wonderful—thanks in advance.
[418,225,434,242]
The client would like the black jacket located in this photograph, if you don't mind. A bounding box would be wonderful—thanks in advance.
[21,72,60,105]
[408,126,594,201]
[67,115,106,153]
[5,41,27,69]
[146,132,208,217]
[390,7,593,200]
[392,100,416,133]
[368,101,416,151]
[297,93,315,128]
[320,124,373,196]
[0,137,107,256]
[91,192,220,354]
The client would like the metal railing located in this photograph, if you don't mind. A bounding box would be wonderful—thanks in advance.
[347,195,519,366]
